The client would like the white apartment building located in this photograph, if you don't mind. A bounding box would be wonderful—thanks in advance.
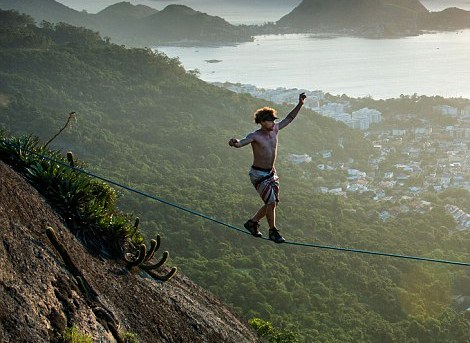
[288,153,312,164]
[319,103,347,116]
[352,107,382,124]
[433,105,458,116]
[351,113,370,130]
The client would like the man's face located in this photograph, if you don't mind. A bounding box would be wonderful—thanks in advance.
[261,119,275,131]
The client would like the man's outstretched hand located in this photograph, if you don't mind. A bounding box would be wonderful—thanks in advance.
[228,138,239,147]
[299,92,307,104]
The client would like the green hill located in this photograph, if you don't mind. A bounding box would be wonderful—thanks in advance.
[276,0,470,37]
[277,0,429,36]
[421,7,470,29]
[96,1,158,19]
[139,4,251,45]
[0,0,94,26]
[1,10,469,342]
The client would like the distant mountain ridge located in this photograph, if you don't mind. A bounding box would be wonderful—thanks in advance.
[1,0,470,43]
[0,0,253,46]
[140,5,249,44]
[277,0,470,37]
[96,1,158,19]
[422,7,470,29]
[0,0,91,26]
[277,0,429,36]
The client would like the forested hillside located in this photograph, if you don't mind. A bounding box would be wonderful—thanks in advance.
[1,10,469,342]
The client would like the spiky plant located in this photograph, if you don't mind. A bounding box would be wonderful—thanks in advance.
[0,133,177,282]
[0,134,145,258]
[0,135,58,169]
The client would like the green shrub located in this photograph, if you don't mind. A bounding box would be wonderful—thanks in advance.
[0,133,144,257]
[61,326,92,343]
[122,331,139,343]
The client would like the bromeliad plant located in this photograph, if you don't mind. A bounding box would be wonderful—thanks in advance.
[0,134,54,169]
[0,133,144,258]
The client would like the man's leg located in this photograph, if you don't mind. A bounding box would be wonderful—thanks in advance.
[265,202,276,229]
[266,202,285,243]
[251,202,276,229]
[251,204,267,223]
[245,204,266,237]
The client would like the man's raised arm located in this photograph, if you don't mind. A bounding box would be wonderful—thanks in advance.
[278,92,307,130]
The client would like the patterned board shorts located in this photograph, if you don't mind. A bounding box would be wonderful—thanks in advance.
[249,166,280,204]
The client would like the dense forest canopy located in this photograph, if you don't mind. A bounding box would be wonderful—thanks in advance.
[0,10,469,342]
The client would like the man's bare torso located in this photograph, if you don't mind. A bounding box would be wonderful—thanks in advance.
[251,124,279,169]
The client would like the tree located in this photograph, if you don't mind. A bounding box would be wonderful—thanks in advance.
[249,318,300,343]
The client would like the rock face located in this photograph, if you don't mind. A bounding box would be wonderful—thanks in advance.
[0,160,260,343]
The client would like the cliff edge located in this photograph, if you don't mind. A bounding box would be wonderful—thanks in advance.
[0,160,260,343]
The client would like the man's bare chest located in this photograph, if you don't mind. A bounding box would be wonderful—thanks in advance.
[254,133,277,150]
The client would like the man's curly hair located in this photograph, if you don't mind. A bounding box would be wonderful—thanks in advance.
[254,107,278,124]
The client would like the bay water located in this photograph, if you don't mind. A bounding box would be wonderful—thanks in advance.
[156,30,470,100]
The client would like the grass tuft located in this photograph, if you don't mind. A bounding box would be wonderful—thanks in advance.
[61,326,92,343]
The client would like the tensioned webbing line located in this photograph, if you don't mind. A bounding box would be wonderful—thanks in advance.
[3,140,470,267]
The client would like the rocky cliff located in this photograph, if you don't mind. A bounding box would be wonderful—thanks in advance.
[0,160,260,343]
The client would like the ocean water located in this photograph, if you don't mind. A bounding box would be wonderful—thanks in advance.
[156,30,470,100]
[56,0,470,99]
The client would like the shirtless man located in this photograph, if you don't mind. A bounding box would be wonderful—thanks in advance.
[229,92,306,243]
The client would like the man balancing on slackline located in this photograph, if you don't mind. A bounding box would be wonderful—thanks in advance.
[228,92,307,243]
